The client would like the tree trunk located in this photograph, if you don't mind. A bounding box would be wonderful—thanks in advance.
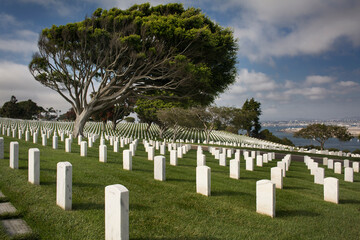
[112,120,117,131]
[206,130,210,144]
[73,110,91,137]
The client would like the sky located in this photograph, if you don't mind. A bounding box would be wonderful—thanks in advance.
[0,0,360,121]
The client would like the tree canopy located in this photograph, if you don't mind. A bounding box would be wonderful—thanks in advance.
[0,96,44,119]
[294,124,352,150]
[232,98,261,137]
[29,3,237,137]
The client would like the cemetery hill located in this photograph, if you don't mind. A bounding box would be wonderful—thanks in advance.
[0,3,359,240]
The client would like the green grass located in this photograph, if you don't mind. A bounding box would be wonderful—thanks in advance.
[0,135,359,239]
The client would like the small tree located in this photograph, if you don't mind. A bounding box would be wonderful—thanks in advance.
[294,124,352,150]
[134,98,182,139]
[232,98,261,137]
[157,107,190,141]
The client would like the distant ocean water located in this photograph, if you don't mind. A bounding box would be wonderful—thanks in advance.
[263,126,360,152]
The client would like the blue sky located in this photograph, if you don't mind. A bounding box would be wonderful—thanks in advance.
[0,0,360,121]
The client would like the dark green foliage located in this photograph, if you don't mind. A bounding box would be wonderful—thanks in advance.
[232,98,261,137]
[258,129,295,146]
[124,117,135,122]
[294,124,352,150]
[0,96,44,119]
[29,3,237,137]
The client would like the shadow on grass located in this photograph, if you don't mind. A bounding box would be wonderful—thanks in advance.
[72,202,104,211]
[40,181,55,186]
[212,190,250,197]
[277,210,320,218]
[41,168,56,172]
[133,237,220,240]
[167,178,194,183]
[73,182,104,188]
[130,204,151,211]
[284,186,308,190]
[340,199,360,204]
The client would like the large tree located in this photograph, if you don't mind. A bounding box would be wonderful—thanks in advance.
[29,3,237,137]
[294,124,352,150]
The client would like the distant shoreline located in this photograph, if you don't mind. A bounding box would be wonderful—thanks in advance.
[279,127,360,136]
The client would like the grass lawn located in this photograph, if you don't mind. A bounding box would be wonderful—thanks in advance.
[0,135,359,239]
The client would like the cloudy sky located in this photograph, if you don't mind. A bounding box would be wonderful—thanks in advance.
[0,0,359,121]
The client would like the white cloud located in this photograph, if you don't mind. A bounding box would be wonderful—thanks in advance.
[229,0,360,61]
[338,81,359,87]
[0,13,22,28]
[237,68,277,92]
[305,75,335,85]
[0,61,70,112]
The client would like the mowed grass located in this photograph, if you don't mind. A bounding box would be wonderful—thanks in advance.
[0,135,359,240]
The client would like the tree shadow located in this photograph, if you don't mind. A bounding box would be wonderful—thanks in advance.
[276,210,320,218]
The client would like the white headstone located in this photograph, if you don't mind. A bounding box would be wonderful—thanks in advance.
[105,184,129,240]
[328,159,334,169]
[263,154,268,163]
[160,144,166,155]
[197,154,206,167]
[344,159,349,168]
[28,148,40,185]
[42,134,47,146]
[129,143,135,156]
[177,147,183,158]
[33,132,38,144]
[170,150,177,166]
[256,155,263,167]
[271,167,283,189]
[344,167,353,182]
[334,162,341,174]
[245,157,254,171]
[78,135,82,145]
[196,166,211,196]
[148,146,154,161]
[219,153,226,166]
[114,141,119,153]
[323,157,328,165]
[256,180,275,218]
[10,141,19,169]
[314,167,325,185]
[235,150,240,161]
[53,135,58,149]
[56,162,72,210]
[324,177,338,204]
[353,162,359,173]
[230,159,240,179]
[277,161,286,177]
[123,150,132,171]
[0,137,3,159]
[25,131,30,141]
[99,145,107,163]
[65,138,71,153]
[154,156,166,181]
[80,141,87,157]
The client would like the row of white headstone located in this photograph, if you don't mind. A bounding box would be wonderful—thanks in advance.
[304,155,359,204]
[1,138,128,240]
